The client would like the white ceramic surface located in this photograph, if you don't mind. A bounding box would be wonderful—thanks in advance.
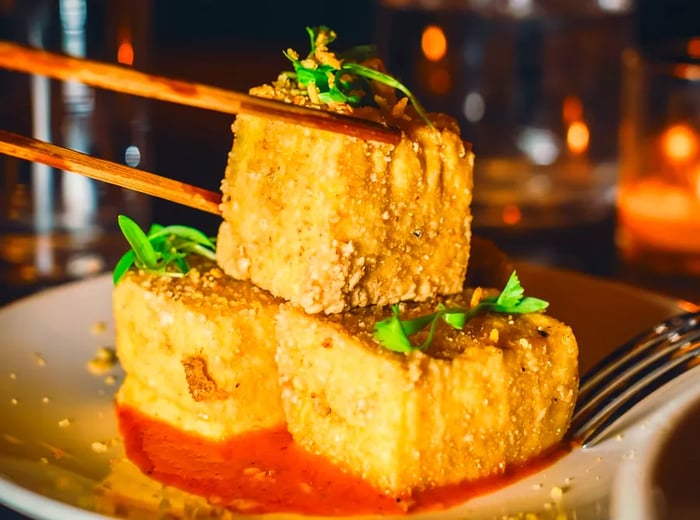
[0,264,698,520]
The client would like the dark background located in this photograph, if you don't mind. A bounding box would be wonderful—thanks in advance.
[3,0,700,237]
[146,0,700,48]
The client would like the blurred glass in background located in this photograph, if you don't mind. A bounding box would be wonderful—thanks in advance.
[377,0,634,228]
[375,0,634,270]
[0,0,151,303]
[616,38,700,279]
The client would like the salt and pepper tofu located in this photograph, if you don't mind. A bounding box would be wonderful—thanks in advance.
[217,93,473,314]
[113,262,285,439]
[111,26,580,508]
[275,290,579,495]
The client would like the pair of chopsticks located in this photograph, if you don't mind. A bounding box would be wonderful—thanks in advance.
[0,41,402,215]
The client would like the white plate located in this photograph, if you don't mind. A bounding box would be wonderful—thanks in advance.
[0,264,698,520]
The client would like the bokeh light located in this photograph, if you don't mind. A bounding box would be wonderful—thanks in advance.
[421,25,447,62]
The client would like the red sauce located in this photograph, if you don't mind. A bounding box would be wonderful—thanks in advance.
[117,404,573,516]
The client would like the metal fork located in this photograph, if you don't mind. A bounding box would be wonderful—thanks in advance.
[567,310,700,448]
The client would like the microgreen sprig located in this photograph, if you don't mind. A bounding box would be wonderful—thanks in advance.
[112,215,217,285]
[283,26,433,127]
[373,271,549,353]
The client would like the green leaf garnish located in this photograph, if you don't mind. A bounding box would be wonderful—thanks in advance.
[373,271,549,353]
[112,215,217,285]
[112,250,135,285]
[118,215,158,269]
[282,25,433,128]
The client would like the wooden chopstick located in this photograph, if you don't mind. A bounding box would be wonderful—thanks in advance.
[0,129,222,215]
[0,41,402,146]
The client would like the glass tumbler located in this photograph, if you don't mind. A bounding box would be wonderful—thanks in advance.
[616,39,700,279]
[375,0,635,231]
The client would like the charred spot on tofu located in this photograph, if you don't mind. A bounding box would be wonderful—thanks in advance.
[181,355,228,402]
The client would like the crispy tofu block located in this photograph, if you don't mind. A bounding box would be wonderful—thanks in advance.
[217,103,474,314]
[113,262,284,439]
[275,293,579,495]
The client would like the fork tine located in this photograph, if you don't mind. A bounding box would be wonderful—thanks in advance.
[577,312,700,399]
[568,315,700,448]
[573,337,700,447]
[573,313,700,421]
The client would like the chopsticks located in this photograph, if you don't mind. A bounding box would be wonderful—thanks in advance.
[0,129,222,215]
[0,41,402,145]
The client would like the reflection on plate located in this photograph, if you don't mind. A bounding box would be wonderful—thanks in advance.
[0,264,698,520]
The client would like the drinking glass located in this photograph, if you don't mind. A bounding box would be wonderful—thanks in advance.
[616,38,700,281]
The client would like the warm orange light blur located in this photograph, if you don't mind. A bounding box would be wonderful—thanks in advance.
[688,38,700,58]
[674,64,700,80]
[502,204,522,225]
[562,96,583,123]
[567,121,590,155]
[662,124,698,163]
[117,40,134,66]
[421,25,447,62]
[693,164,700,199]
[427,68,451,94]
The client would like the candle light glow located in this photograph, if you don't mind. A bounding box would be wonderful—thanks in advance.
[117,40,134,66]
[567,121,589,155]
[617,41,700,274]
[619,125,700,254]
[662,124,697,164]
[618,179,700,253]
[421,25,447,62]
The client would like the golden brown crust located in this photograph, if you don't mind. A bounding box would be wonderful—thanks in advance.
[217,112,473,314]
[275,293,579,495]
[248,78,463,134]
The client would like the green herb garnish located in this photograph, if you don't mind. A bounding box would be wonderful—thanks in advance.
[283,26,433,127]
[112,215,217,285]
[373,271,549,353]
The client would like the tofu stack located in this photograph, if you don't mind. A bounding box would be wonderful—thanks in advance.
[113,28,578,502]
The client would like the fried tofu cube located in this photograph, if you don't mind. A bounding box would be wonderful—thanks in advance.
[113,262,285,439]
[217,110,474,314]
[275,293,579,495]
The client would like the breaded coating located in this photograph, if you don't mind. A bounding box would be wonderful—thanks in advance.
[113,262,285,439]
[217,87,473,314]
[275,291,579,496]
[112,256,577,498]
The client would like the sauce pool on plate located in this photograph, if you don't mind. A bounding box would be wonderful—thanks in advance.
[117,404,573,516]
